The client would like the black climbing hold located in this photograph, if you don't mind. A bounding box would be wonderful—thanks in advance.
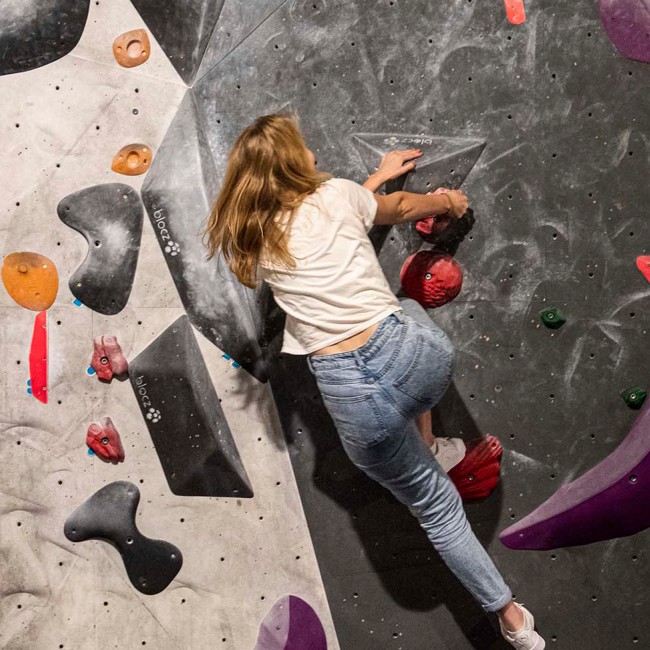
[63,481,182,595]
[540,307,566,329]
[129,314,254,498]
[621,386,648,410]
[0,0,91,76]
[57,184,143,315]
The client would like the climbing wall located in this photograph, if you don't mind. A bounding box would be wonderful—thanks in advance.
[1,1,649,649]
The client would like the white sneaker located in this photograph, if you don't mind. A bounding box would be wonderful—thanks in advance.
[499,603,546,650]
[430,437,466,472]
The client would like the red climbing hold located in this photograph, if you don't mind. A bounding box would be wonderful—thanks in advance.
[29,310,48,404]
[400,251,463,308]
[448,435,503,500]
[91,335,128,381]
[504,0,526,25]
[86,416,125,464]
[636,256,650,283]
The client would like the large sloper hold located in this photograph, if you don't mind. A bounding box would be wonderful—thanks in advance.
[129,0,226,85]
[351,133,485,293]
[0,0,91,76]
[500,399,650,550]
[254,595,327,650]
[57,184,143,315]
[64,481,182,594]
[129,314,253,498]
[140,91,270,382]
[598,0,650,64]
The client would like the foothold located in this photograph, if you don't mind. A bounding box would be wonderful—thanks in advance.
[448,435,503,501]
[29,311,48,404]
[64,481,182,594]
[504,0,526,25]
[400,251,463,308]
[86,416,125,464]
[112,29,151,68]
[1,252,59,311]
[598,0,650,64]
[622,386,648,410]
[91,335,128,381]
[254,595,327,650]
[129,315,253,497]
[57,184,143,315]
[540,306,566,329]
[111,144,152,176]
[636,256,650,283]
[500,398,650,550]
[415,189,453,242]
[73,298,83,307]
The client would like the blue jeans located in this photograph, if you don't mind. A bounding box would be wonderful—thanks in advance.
[306,298,513,613]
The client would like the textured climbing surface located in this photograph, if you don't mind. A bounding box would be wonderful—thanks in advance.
[129,315,253,498]
[57,184,143,315]
[64,481,182,594]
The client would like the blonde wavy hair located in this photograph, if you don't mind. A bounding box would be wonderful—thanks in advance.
[202,112,332,288]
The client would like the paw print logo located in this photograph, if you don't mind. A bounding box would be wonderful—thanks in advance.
[146,407,161,423]
[164,241,180,256]
[383,136,399,147]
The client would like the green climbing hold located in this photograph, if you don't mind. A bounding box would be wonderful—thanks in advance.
[621,386,647,410]
[540,307,566,329]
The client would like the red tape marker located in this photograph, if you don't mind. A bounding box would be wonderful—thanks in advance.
[29,310,48,404]
[504,0,526,25]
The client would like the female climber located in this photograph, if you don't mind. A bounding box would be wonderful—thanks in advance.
[202,112,545,650]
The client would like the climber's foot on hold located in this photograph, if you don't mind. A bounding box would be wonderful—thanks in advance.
[499,602,546,650]
[447,435,504,500]
[431,437,466,472]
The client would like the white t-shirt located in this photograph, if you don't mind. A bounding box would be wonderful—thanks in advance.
[258,177,401,355]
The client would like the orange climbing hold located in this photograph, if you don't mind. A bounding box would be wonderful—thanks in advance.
[636,256,650,283]
[504,0,526,25]
[1,252,59,311]
[86,416,125,464]
[111,144,152,176]
[112,29,151,68]
[448,435,503,500]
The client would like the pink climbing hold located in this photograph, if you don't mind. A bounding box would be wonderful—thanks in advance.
[636,256,650,283]
[29,310,48,404]
[91,335,128,381]
[504,0,526,25]
[86,416,125,464]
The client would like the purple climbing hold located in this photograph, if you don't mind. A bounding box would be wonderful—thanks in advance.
[598,0,650,63]
[500,398,650,550]
[254,595,327,650]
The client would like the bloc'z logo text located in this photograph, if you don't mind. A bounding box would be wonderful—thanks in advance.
[135,375,161,423]
[152,205,181,256]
